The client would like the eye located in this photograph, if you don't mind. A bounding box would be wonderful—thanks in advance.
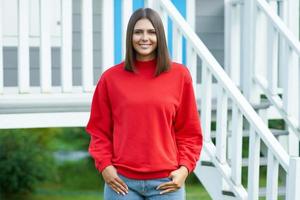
[149,30,156,34]
[134,30,142,34]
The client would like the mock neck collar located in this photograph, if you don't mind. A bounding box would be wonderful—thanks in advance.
[134,58,157,69]
[131,58,157,78]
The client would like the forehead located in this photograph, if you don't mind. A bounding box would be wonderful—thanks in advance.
[134,18,155,29]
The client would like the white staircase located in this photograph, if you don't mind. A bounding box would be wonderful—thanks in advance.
[152,0,300,199]
[0,0,300,199]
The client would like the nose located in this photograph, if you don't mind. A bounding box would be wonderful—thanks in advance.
[141,33,149,41]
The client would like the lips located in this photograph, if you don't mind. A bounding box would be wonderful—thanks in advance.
[139,44,151,49]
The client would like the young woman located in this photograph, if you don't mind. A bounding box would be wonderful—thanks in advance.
[86,8,203,200]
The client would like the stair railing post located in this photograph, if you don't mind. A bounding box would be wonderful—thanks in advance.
[286,157,300,200]
[225,0,241,88]
[122,0,132,60]
[242,0,260,105]
[101,0,114,72]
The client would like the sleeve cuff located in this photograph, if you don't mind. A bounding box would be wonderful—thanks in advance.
[96,159,112,172]
[179,160,194,174]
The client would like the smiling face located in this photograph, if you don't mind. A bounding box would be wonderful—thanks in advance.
[132,18,158,61]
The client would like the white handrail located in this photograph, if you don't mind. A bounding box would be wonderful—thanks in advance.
[157,0,296,198]
[158,0,289,169]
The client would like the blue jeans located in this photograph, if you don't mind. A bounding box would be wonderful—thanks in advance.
[104,174,185,200]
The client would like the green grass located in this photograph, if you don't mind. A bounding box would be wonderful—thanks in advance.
[12,158,210,200]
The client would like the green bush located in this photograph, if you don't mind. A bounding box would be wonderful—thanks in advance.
[0,130,56,198]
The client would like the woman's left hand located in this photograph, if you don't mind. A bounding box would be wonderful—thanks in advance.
[156,166,189,194]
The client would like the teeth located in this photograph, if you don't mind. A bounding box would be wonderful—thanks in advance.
[140,44,151,49]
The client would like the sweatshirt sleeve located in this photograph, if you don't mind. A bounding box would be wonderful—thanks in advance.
[86,76,114,172]
[174,69,203,173]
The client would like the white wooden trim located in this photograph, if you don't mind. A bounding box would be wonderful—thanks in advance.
[231,104,243,185]
[101,0,114,72]
[61,0,72,92]
[40,0,52,93]
[201,63,212,142]
[172,24,182,63]
[216,86,228,164]
[0,0,3,94]
[81,0,93,92]
[18,0,30,93]
[122,0,132,60]
[0,112,90,129]
[247,126,261,200]
[266,149,279,200]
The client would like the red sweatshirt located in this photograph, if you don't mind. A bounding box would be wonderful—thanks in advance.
[86,59,203,179]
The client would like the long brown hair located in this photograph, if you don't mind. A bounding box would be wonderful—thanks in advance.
[124,8,171,76]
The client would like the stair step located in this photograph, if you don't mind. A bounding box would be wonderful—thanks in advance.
[197,98,271,112]
[259,186,286,197]
[201,157,268,168]
[242,157,267,167]
[210,128,288,138]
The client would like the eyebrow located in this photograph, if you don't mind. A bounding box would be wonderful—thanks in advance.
[133,28,156,31]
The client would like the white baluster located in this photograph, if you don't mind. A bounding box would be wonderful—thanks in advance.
[242,0,258,103]
[61,0,72,92]
[122,0,132,59]
[282,45,299,156]
[18,0,30,93]
[255,7,267,95]
[201,62,212,142]
[247,126,261,200]
[158,3,168,46]
[82,0,93,92]
[216,85,228,163]
[266,1,278,95]
[101,0,114,72]
[266,150,279,200]
[186,0,196,93]
[231,104,243,185]
[40,0,52,93]
[225,1,241,87]
[172,23,182,63]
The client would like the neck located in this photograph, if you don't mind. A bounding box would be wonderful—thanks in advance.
[135,54,156,61]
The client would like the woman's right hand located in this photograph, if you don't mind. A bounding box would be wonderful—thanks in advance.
[102,165,129,195]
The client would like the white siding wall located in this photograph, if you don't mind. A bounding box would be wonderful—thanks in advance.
[2,0,102,87]
[2,0,224,87]
[195,0,224,82]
